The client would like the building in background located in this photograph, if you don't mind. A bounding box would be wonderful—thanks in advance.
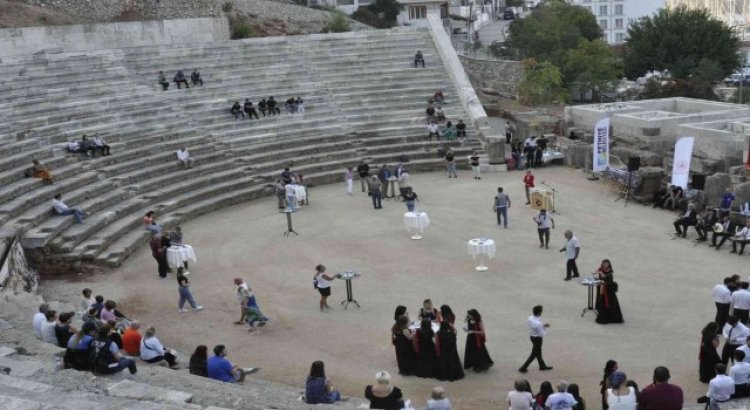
[666,0,750,40]
[566,0,665,44]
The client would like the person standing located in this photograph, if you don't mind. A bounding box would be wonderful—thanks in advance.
[436,320,464,381]
[523,170,535,204]
[357,161,370,192]
[314,265,336,312]
[391,314,416,376]
[470,151,481,180]
[713,278,733,332]
[518,305,553,373]
[456,120,467,145]
[403,188,418,212]
[731,282,750,324]
[177,267,204,313]
[505,120,513,144]
[594,259,624,324]
[493,187,511,228]
[445,149,458,178]
[345,167,354,196]
[720,188,736,219]
[233,278,250,325]
[378,165,392,199]
[149,233,169,279]
[285,182,297,211]
[368,175,383,209]
[560,230,580,281]
[700,322,722,383]
[533,209,554,249]
[463,309,494,372]
[414,319,437,378]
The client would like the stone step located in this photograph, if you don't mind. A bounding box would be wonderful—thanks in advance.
[0,357,44,377]
[107,379,193,405]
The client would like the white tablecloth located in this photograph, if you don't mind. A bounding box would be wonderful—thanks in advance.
[167,245,197,267]
[543,150,565,164]
[467,238,496,260]
[293,185,307,202]
[403,212,430,233]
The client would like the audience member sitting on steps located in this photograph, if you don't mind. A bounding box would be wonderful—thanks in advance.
[365,370,405,410]
[82,307,101,329]
[296,97,305,114]
[191,69,203,87]
[244,99,260,119]
[55,311,77,348]
[442,121,456,141]
[67,140,82,154]
[427,123,440,141]
[433,90,444,105]
[456,120,467,144]
[107,320,123,349]
[91,324,137,375]
[731,222,750,255]
[426,105,436,122]
[140,326,179,369]
[143,211,162,235]
[65,321,96,371]
[80,288,93,316]
[545,382,577,409]
[427,386,452,410]
[33,303,49,340]
[176,147,195,169]
[41,309,58,345]
[286,97,297,114]
[81,135,97,158]
[122,321,142,356]
[435,105,446,123]
[30,159,54,184]
[190,345,209,377]
[415,51,425,68]
[231,101,244,120]
[305,360,344,404]
[157,70,169,90]
[208,344,259,383]
[174,70,189,89]
[267,96,281,115]
[53,194,85,224]
[94,134,111,156]
[258,98,268,117]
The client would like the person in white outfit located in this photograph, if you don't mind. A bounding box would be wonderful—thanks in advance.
[606,371,637,410]
[507,379,534,410]
[32,303,50,340]
[140,327,179,369]
[176,148,195,169]
[345,167,353,196]
[426,386,452,410]
[40,310,58,345]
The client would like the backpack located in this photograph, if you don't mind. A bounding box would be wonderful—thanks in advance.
[88,339,115,372]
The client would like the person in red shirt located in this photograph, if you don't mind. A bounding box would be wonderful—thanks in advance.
[121,321,142,356]
[523,170,535,205]
[639,366,683,410]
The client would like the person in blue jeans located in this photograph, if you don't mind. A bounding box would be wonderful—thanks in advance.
[207,344,259,383]
[52,194,84,224]
[368,175,383,209]
[305,360,343,404]
[91,324,137,375]
[403,188,418,212]
[177,268,204,314]
[493,187,511,228]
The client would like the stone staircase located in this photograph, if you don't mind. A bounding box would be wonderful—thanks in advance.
[0,292,364,409]
[0,27,485,270]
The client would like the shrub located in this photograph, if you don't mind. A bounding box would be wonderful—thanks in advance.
[327,11,351,33]
[228,15,257,39]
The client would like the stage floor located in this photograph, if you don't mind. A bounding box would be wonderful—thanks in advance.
[43,167,734,409]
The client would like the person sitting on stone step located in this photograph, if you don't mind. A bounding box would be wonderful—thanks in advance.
[33,303,50,340]
[427,122,440,141]
[415,50,425,68]
[456,119,467,145]
[157,70,169,90]
[190,345,209,377]
[140,327,179,369]
[258,98,268,117]
[52,193,85,224]
[191,68,203,87]
[286,97,297,114]
[176,147,195,169]
[65,321,97,371]
[435,105,446,123]
[426,105,436,123]
[91,323,137,375]
[433,90,445,105]
[442,121,456,141]
[93,134,111,156]
[295,97,305,114]
[67,140,82,154]
[208,344,259,383]
[244,99,260,119]
[122,321,143,356]
[267,96,281,115]
[80,135,97,158]
[40,309,58,345]
[173,70,189,89]
[30,159,54,184]
[55,311,77,348]
[231,101,244,121]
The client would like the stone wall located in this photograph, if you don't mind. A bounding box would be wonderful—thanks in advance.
[0,17,229,60]
[18,0,219,21]
[458,56,522,97]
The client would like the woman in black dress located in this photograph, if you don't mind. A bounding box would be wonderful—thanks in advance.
[436,320,465,381]
[391,315,415,376]
[699,322,722,383]
[464,309,494,372]
[595,259,624,324]
[440,304,456,325]
[418,299,441,322]
[599,359,617,410]
[414,319,437,378]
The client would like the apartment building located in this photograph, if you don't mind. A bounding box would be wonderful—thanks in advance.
[566,0,665,44]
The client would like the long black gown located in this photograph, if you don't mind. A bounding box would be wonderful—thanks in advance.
[436,327,465,381]
[392,329,416,376]
[414,329,436,378]
[464,322,494,371]
[595,269,624,324]
[699,332,721,383]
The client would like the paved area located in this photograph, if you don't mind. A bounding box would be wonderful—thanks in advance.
[43,166,744,409]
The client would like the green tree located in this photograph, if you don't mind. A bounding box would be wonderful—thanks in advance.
[507,0,602,67]
[327,10,351,33]
[624,5,741,80]
[367,0,401,23]
[518,59,568,105]
[563,38,622,99]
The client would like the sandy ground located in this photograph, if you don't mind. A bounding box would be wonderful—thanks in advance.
[42,166,744,409]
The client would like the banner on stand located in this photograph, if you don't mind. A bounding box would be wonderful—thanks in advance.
[593,117,610,172]
[671,136,694,189]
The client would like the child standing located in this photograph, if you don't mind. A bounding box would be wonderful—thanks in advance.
[345,167,354,196]
[177,268,204,314]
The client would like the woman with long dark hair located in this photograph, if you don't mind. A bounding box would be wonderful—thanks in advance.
[536,381,554,408]
[699,322,722,383]
[440,305,456,325]
[305,360,342,404]
[595,259,624,324]
[414,319,437,378]
[568,383,586,410]
[189,345,208,377]
[463,309,494,372]
[436,320,464,381]
[600,359,618,410]
[391,315,415,376]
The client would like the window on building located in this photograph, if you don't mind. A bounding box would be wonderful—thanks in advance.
[615,33,625,43]
[615,18,623,29]
[615,4,623,14]
[599,5,607,15]
[409,6,427,19]
[599,19,608,29]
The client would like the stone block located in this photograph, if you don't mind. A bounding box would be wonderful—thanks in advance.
[0,347,18,357]
[0,394,43,410]
[0,374,52,391]
[635,167,665,199]
[107,380,193,404]
[735,182,750,209]
[705,173,732,208]
[0,357,43,377]
[485,137,505,164]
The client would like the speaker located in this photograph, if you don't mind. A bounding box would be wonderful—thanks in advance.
[692,174,706,190]
[627,157,641,172]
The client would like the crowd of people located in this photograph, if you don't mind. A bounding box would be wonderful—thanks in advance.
[510,135,550,170]
[231,96,303,120]
[157,69,202,90]
[65,134,111,158]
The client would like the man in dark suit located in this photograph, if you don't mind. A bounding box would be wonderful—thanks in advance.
[695,208,719,242]
[673,203,697,238]
[711,217,737,250]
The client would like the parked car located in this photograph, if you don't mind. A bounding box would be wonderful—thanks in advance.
[503,9,515,20]
[452,27,468,35]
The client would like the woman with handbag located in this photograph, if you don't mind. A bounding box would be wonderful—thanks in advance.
[314,265,337,312]
[595,259,624,324]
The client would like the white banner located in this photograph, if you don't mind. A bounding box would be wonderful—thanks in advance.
[593,117,610,172]
[671,136,694,189]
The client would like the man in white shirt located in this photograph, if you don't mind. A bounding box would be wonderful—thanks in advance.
[545,382,576,410]
[32,303,49,340]
[533,209,554,249]
[698,363,734,406]
[560,230,580,281]
[67,140,82,153]
[40,310,58,345]
[714,278,733,331]
[735,336,750,363]
[284,183,297,212]
[731,282,750,324]
[730,350,750,397]
[519,305,553,373]
[52,194,85,224]
[723,316,750,364]
[427,123,440,140]
[176,148,195,169]
[731,222,750,255]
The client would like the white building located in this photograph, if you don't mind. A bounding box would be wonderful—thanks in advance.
[566,0,665,44]
[396,0,449,27]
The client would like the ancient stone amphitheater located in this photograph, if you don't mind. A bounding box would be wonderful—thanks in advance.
[0,15,489,409]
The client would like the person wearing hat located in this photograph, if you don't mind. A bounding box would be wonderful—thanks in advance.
[606,370,637,409]
[533,209,554,249]
[639,366,683,410]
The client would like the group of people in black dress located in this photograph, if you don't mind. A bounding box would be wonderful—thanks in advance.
[391,300,494,382]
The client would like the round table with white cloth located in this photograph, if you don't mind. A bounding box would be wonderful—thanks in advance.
[293,185,307,205]
[408,320,440,333]
[167,245,197,269]
[403,211,430,240]
[467,238,495,271]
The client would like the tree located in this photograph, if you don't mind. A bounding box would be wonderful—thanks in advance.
[367,0,401,23]
[507,0,602,67]
[563,39,622,99]
[327,10,351,33]
[518,59,568,105]
[624,5,741,81]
